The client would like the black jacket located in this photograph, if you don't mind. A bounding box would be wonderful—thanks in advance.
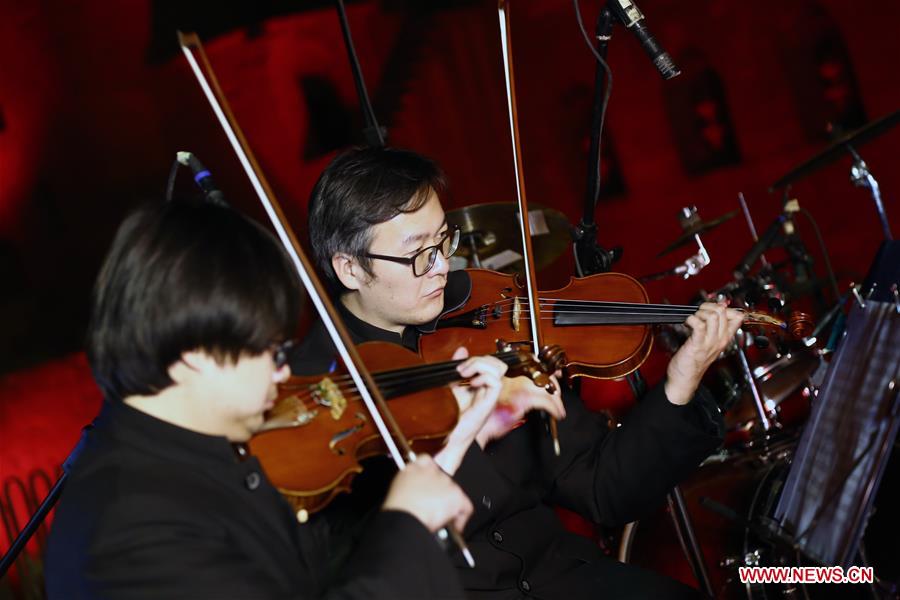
[290,270,722,599]
[44,400,465,599]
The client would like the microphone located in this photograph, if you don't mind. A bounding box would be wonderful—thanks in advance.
[176,151,228,206]
[607,0,681,80]
[733,215,785,278]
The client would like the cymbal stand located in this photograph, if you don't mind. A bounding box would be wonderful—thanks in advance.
[848,145,893,241]
[462,231,484,268]
[735,330,775,432]
[676,234,710,279]
[737,192,769,269]
[639,234,709,282]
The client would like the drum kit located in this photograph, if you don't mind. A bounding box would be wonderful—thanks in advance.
[624,113,899,598]
[446,109,900,599]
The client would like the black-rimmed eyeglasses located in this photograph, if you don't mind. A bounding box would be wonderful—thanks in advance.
[270,339,296,370]
[364,227,460,277]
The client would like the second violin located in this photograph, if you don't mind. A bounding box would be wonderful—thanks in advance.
[422,268,814,382]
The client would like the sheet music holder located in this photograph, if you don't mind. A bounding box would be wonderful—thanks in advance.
[773,290,899,567]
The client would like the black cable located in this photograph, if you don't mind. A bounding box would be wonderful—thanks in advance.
[165,157,180,203]
[798,207,841,301]
[573,0,613,213]
[335,0,385,147]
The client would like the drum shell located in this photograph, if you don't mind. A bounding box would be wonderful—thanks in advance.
[620,437,898,599]
[700,343,821,446]
[619,440,794,598]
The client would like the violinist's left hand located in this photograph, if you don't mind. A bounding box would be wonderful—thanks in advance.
[434,347,507,475]
[665,302,744,405]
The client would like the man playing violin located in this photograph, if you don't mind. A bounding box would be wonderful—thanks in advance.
[292,146,745,599]
[44,199,506,599]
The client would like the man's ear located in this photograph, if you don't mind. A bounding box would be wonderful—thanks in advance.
[168,350,218,384]
[332,253,367,291]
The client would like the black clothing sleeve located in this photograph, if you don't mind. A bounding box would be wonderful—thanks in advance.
[337,510,466,600]
[453,381,723,531]
[540,380,723,526]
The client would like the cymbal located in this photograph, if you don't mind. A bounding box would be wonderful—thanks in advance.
[445,202,572,273]
[770,109,900,190]
[657,209,738,257]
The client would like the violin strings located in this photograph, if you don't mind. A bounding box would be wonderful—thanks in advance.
[303,350,523,387]
[476,303,776,325]
[279,351,515,390]
[273,353,531,412]
[492,311,693,320]
[485,297,699,311]
[485,309,696,317]
[270,360,530,418]
[485,307,694,319]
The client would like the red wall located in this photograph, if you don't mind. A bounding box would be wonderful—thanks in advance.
[1,0,899,588]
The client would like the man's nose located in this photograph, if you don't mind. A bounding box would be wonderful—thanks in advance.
[430,248,450,277]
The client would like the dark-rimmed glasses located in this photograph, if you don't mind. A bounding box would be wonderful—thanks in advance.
[270,339,296,370]
[364,226,460,277]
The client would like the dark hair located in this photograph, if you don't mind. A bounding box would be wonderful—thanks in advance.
[308,147,446,289]
[87,200,302,401]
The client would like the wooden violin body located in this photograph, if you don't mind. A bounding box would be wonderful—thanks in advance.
[422,269,653,382]
[248,342,458,516]
[248,339,564,516]
[420,269,814,384]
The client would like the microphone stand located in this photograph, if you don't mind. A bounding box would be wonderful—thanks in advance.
[0,426,92,578]
[573,4,621,277]
[573,7,711,595]
[335,0,386,148]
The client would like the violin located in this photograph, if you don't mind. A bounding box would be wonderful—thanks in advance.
[248,341,564,517]
[421,269,815,383]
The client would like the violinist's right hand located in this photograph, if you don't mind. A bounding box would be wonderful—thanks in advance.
[382,454,473,533]
[474,373,566,448]
[435,347,508,475]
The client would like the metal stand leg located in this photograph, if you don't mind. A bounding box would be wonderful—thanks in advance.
[627,370,714,596]
[849,145,893,241]
[0,425,92,578]
[666,486,715,597]
[735,333,774,431]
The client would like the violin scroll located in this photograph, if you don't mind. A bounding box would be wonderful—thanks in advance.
[787,311,815,339]
[497,341,567,395]
[741,309,816,339]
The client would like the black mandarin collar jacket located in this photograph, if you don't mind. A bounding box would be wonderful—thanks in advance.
[290,270,722,599]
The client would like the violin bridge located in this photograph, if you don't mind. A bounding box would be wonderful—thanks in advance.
[512,297,521,332]
[311,377,347,420]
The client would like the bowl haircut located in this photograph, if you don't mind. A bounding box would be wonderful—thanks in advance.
[88,200,301,401]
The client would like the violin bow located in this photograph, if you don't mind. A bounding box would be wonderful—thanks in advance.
[497,1,561,455]
[177,31,474,567]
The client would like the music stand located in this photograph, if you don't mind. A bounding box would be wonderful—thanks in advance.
[773,295,899,568]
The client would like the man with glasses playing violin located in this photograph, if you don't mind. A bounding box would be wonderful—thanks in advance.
[293,146,745,599]
[43,198,505,599]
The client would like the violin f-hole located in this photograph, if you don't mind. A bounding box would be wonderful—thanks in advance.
[328,412,368,455]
